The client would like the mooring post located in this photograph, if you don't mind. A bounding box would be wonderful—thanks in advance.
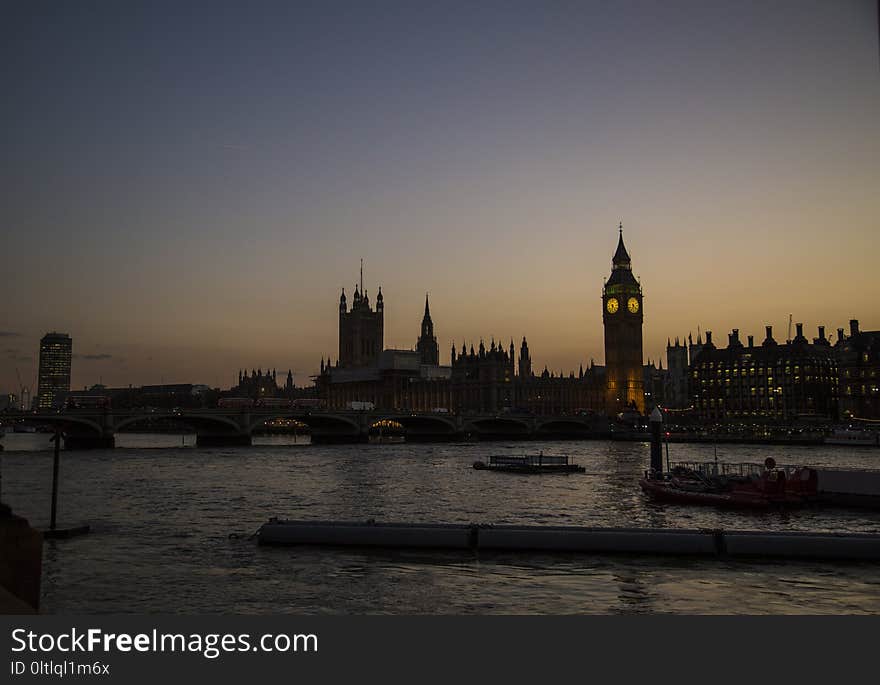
[665,426,671,472]
[50,429,61,531]
[649,407,663,477]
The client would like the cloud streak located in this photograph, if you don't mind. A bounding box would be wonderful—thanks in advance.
[74,353,114,361]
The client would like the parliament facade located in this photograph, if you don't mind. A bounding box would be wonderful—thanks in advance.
[314,234,878,422]
[315,226,645,415]
[316,230,641,416]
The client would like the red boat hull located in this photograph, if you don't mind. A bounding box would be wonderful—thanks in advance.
[639,478,805,509]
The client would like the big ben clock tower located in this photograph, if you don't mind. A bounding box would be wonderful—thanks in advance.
[602,224,645,415]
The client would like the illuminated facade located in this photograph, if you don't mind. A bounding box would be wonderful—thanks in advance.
[37,332,72,409]
[691,325,838,421]
[602,227,645,414]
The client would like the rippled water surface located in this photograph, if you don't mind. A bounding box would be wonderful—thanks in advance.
[3,434,880,614]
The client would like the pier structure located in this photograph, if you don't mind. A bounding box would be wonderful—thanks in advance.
[258,519,880,561]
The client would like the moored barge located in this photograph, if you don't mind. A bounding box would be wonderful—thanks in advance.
[473,453,585,474]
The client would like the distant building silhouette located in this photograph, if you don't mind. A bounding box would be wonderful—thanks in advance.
[37,332,72,409]
[450,338,514,413]
[836,319,880,420]
[665,337,689,408]
[338,263,384,368]
[234,368,277,399]
[415,294,439,366]
[643,359,666,412]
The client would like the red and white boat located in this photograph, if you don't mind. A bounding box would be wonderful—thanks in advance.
[639,458,818,509]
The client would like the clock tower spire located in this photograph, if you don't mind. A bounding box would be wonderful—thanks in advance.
[602,224,645,415]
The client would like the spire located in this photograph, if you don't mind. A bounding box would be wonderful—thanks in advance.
[424,292,430,317]
[360,258,364,295]
[612,223,631,267]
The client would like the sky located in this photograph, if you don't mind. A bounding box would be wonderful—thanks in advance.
[2,0,879,394]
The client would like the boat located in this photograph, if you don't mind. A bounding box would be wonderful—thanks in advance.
[823,429,880,447]
[639,458,818,509]
[473,453,585,474]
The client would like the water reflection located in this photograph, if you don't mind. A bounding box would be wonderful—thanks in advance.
[2,436,880,613]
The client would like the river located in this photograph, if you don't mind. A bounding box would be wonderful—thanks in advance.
[2,434,879,614]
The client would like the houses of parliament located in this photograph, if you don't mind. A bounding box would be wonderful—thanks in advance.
[315,228,645,416]
[313,227,880,422]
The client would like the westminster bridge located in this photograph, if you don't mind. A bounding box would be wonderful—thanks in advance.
[0,409,613,449]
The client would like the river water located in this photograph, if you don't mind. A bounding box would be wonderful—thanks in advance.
[2,434,879,614]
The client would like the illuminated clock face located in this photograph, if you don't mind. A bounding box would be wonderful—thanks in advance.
[627,297,639,314]
[606,298,619,314]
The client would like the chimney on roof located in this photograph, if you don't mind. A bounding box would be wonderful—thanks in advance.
[837,328,845,343]
[747,335,754,347]
[850,319,860,337]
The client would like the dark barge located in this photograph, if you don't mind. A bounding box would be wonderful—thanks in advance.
[473,453,585,474]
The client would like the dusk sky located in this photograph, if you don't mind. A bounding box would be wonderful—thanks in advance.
[2,0,878,394]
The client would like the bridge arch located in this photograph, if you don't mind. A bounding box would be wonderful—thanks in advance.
[373,414,458,441]
[464,417,531,439]
[10,414,104,436]
[115,412,243,434]
[535,418,593,439]
[246,412,359,434]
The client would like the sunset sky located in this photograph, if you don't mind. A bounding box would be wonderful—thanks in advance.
[2,0,878,394]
